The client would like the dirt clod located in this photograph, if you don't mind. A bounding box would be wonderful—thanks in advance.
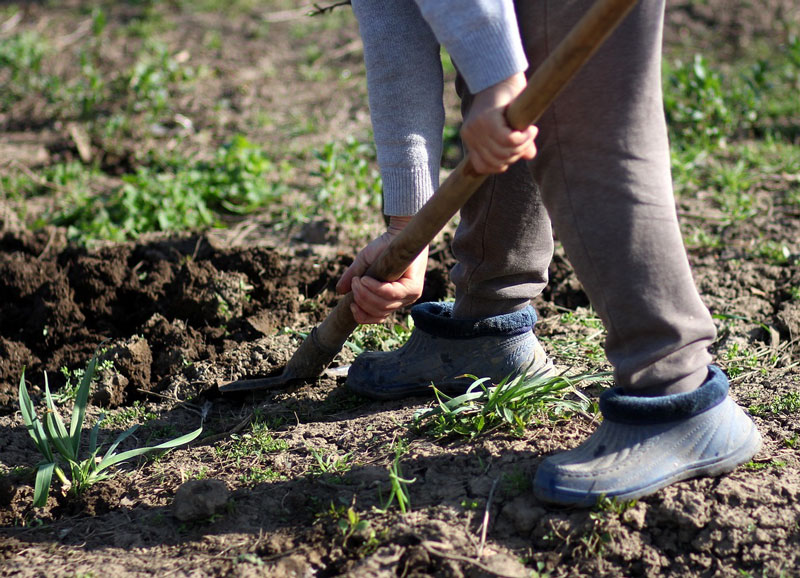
[172,479,230,522]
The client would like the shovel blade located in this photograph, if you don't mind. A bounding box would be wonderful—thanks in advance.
[218,363,351,394]
[218,372,300,393]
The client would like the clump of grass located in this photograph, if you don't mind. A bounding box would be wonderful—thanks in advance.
[51,136,287,242]
[306,137,382,227]
[309,447,353,475]
[215,411,289,485]
[749,391,800,417]
[19,353,202,507]
[346,314,414,355]
[743,459,787,471]
[0,30,54,109]
[55,355,113,403]
[664,54,735,148]
[538,308,608,371]
[664,44,800,151]
[722,342,763,379]
[102,401,158,428]
[756,240,792,266]
[413,370,599,439]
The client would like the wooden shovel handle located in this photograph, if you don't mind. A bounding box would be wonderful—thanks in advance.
[300,0,640,366]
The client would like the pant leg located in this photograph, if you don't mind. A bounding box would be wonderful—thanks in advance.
[451,78,554,320]
[517,0,716,394]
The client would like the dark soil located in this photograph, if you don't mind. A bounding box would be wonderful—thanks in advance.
[1,2,799,578]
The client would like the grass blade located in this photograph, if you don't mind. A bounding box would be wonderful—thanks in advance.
[19,372,54,462]
[96,426,202,472]
[101,424,139,463]
[43,374,75,460]
[69,354,97,454]
[88,414,105,457]
[33,462,55,508]
[103,425,139,460]
[44,410,74,462]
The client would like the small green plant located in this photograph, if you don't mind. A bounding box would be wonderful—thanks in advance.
[346,314,414,355]
[238,466,284,484]
[235,553,264,567]
[683,226,723,251]
[55,356,113,402]
[215,411,288,484]
[723,342,762,379]
[664,54,733,147]
[573,496,634,558]
[749,391,800,417]
[337,506,373,544]
[594,495,638,515]
[756,240,792,265]
[308,137,382,226]
[322,502,380,554]
[502,468,532,496]
[376,452,415,514]
[413,371,597,439]
[538,308,608,369]
[126,40,196,117]
[19,354,202,507]
[64,7,108,119]
[51,136,286,242]
[529,561,552,578]
[220,427,288,463]
[711,159,757,224]
[0,30,55,108]
[102,401,158,428]
[581,511,613,557]
[743,459,787,471]
[309,447,353,475]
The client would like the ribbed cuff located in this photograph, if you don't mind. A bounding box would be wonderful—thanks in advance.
[445,17,528,93]
[381,162,440,216]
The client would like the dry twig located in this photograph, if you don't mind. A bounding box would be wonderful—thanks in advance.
[310,1,352,16]
[478,477,500,558]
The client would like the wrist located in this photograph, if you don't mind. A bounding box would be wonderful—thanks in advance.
[387,215,413,236]
[476,72,527,108]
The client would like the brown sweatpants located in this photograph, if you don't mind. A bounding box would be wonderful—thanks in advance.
[451,0,716,395]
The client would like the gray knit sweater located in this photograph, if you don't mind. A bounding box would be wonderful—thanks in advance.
[351,0,528,216]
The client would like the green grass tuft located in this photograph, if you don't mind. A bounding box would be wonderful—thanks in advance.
[413,370,599,440]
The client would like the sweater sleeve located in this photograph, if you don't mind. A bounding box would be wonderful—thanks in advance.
[352,0,445,216]
[413,0,528,93]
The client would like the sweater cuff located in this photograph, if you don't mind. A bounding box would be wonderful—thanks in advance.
[443,17,528,93]
[381,161,440,216]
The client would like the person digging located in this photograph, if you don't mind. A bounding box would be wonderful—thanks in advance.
[334,0,762,506]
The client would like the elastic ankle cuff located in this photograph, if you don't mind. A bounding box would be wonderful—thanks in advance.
[411,302,537,339]
[599,366,729,425]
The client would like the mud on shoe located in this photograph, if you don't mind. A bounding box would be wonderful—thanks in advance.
[533,365,762,506]
[345,302,552,400]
